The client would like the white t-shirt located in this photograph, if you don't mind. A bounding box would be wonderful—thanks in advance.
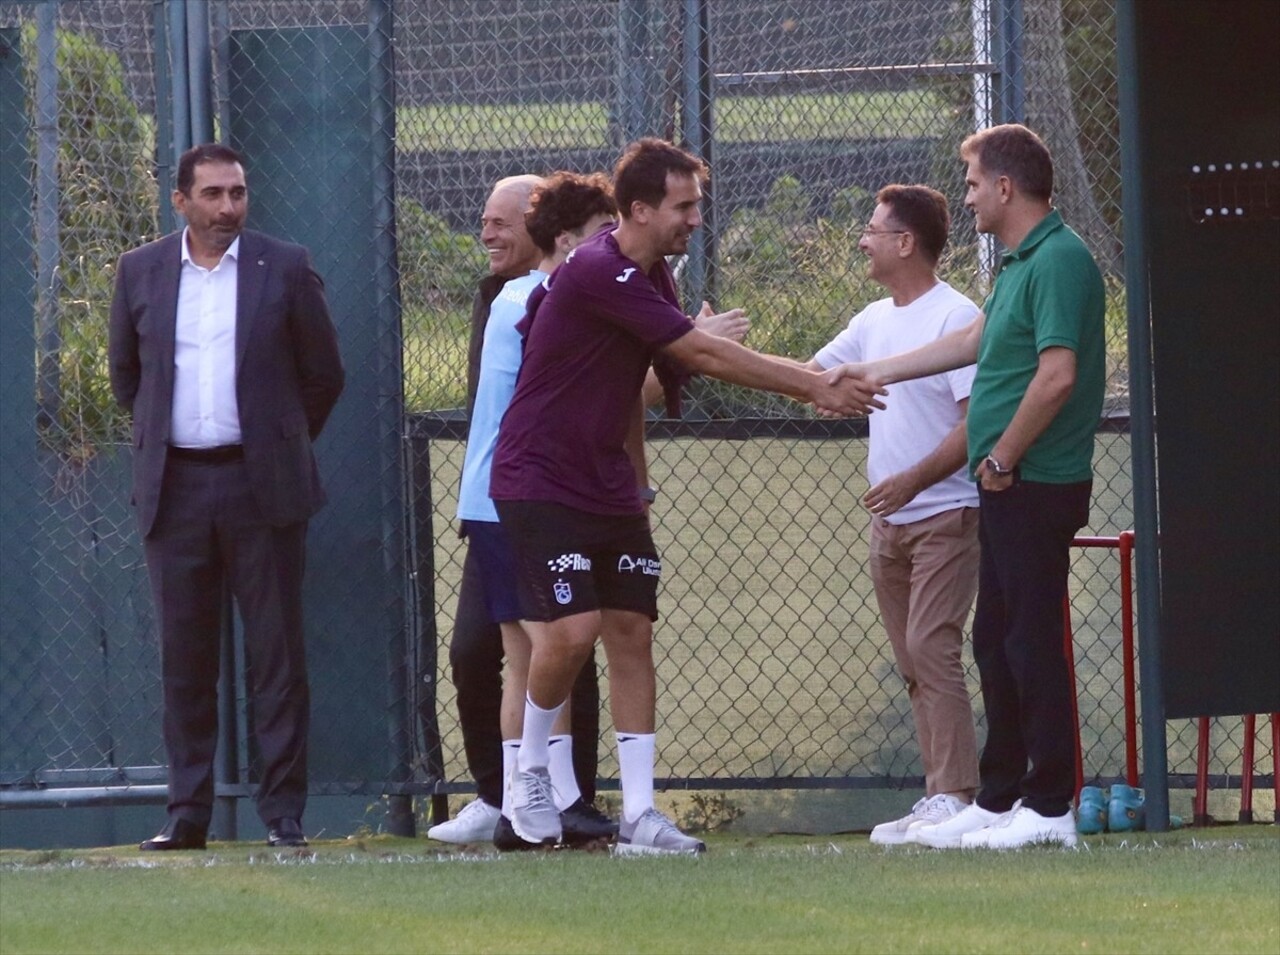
[813,280,980,525]
[457,269,546,522]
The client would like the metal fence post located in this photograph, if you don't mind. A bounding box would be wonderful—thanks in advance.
[1116,0,1169,832]
[970,0,998,283]
[369,0,415,838]
[212,0,230,142]
[167,0,190,161]
[153,0,175,233]
[33,0,59,433]
[993,0,1025,125]
[185,0,213,144]
[680,0,715,308]
[615,0,666,143]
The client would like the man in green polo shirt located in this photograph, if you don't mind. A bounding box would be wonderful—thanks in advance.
[828,123,1105,850]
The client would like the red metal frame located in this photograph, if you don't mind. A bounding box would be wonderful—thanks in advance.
[1064,532,1275,824]
[1195,711,1280,825]
[1063,532,1139,796]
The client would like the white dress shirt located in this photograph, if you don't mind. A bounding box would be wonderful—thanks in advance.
[169,230,242,448]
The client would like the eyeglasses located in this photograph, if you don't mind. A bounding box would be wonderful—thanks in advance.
[860,227,909,239]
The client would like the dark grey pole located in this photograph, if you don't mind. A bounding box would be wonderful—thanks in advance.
[1115,0,1168,832]
[615,0,664,143]
[368,0,415,838]
[211,0,231,142]
[680,0,716,308]
[168,0,191,160]
[33,0,60,432]
[994,0,1025,124]
[153,0,175,233]
[185,0,214,145]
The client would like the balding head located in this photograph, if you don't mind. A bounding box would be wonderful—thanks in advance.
[481,175,545,277]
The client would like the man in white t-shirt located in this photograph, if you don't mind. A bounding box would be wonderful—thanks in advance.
[804,184,982,844]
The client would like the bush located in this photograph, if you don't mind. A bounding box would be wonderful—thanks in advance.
[398,199,485,411]
[397,198,486,312]
[22,24,158,457]
[704,175,877,416]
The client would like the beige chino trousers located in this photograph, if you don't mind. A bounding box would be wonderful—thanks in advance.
[869,506,981,797]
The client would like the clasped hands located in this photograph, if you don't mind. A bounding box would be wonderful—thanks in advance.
[811,362,886,418]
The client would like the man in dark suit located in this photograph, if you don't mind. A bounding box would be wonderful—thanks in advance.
[109,143,344,850]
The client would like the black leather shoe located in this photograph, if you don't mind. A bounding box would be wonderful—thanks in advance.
[140,817,207,851]
[493,814,540,852]
[560,798,618,845]
[267,817,308,847]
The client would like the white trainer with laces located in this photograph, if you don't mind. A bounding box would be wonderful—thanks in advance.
[872,793,967,846]
[426,799,500,844]
[912,801,1005,849]
[961,803,1078,849]
[509,767,562,845]
[613,808,705,856]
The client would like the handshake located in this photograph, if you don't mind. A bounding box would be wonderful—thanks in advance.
[807,363,886,419]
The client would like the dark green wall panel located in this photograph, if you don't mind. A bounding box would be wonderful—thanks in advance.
[0,26,45,775]
[229,27,407,782]
[1131,1,1280,718]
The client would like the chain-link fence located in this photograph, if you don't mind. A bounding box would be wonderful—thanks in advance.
[0,0,1271,827]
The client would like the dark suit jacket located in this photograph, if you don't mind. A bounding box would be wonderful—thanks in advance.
[466,273,508,420]
[108,229,345,537]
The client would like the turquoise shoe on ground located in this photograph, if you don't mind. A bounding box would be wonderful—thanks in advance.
[1109,783,1146,832]
[1077,785,1109,835]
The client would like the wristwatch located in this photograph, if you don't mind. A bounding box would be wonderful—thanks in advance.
[639,486,658,503]
[983,454,1013,478]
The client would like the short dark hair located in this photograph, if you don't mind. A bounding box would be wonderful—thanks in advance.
[176,143,244,196]
[876,184,951,265]
[526,171,617,254]
[961,124,1053,201]
[613,138,708,219]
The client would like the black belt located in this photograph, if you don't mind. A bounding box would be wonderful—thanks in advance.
[168,444,244,464]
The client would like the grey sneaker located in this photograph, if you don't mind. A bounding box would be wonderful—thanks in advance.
[613,808,705,856]
[872,793,967,846]
[509,767,561,845]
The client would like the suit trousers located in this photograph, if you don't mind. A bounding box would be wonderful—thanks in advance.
[144,455,310,828]
[869,506,981,797]
[451,540,600,807]
[972,478,1091,818]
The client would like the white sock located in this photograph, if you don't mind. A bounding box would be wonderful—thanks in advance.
[548,735,582,811]
[501,740,520,817]
[616,732,656,824]
[516,694,563,773]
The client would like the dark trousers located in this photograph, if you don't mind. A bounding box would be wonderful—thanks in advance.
[451,541,600,807]
[144,456,310,829]
[972,478,1091,818]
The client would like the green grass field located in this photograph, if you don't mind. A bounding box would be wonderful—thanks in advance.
[398,91,949,152]
[2,828,1276,954]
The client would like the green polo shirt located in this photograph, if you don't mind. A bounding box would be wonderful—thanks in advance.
[967,209,1106,483]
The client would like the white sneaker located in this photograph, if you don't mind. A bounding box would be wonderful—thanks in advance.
[912,801,1003,849]
[872,794,967,846]
[425,799,500,844]
[613,808,705,856]
[961,803,1078,850]
[509,767,562,845]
